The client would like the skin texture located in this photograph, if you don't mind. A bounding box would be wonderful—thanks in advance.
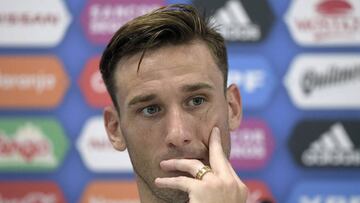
[104,40,247,203]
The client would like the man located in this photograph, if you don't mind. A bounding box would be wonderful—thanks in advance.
[100,4,247,203]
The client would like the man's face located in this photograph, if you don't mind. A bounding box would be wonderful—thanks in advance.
[107,40,241,202]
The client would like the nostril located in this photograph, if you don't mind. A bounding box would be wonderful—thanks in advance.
[167,143,176,148]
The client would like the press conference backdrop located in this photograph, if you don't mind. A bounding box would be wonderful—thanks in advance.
[0,0,360,202]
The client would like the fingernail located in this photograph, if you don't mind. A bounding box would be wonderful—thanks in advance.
[213,127,220,139]
[213,126,219,134]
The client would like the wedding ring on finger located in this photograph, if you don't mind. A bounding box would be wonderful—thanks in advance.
[195,165,212,180]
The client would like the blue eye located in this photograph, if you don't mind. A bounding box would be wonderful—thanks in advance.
[141,105,161,116]
[189,97,206,107]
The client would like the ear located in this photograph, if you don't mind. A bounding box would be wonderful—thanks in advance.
[103,106,127,151]
[226,84,242,131]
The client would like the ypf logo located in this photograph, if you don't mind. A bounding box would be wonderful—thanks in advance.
[285,0,360,46]
[287,181,360,203]
[228,55,276,110]
[288,120,360,168]
[193,0,274,42]
[284,54,360,109]
[81,0,164,44]
[0,118,68,171]
[80,181,139,203]
[0,0,71,47]
[244,180,276,203]
[79,56,112,108]
[0,56,69,109]
[77,116,133,172]
[230,119,275,170]
[0,181,66,203]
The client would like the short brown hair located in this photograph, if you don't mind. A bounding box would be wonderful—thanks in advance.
[100,4,228,110]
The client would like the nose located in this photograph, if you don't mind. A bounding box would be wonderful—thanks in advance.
[165,106,192,148]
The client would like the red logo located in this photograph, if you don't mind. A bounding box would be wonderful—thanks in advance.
[244,180,276,203]
[79,56,112,108]
[0,181,66,203]
[0,135,50,162]
[317,0,352,15]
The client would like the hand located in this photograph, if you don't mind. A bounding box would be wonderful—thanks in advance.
[155,127,248,203]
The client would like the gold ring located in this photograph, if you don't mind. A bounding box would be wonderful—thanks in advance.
[195,165,212,180]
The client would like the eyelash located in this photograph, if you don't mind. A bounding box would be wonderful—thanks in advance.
[140,105,161,117]
[187,96,207,107]
[138,95,208,117]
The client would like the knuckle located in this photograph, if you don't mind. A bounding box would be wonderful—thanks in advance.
[223,178,237,188]
[203,178,221,189]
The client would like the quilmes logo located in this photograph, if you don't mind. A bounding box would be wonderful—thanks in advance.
[193,0,274,42]
[0,56,69,109]
[287,181,360,203]
[284,54,360,109]
[77,116,133,172]
[81,0,164,44]
[228,55,276,109]
[0,181,66,203]
[285,0,360,46]
[230,119,274,170]
[79,56,112,108]
[80,181,139,203]
[244,180,276,203]
[0,0,71,47]
[0,118,68,171]
[288,120,360,168]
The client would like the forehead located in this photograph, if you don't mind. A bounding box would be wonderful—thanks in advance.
[114,40,223,105]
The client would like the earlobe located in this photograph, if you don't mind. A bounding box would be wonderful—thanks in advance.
[104,106,127,151]
[226,84,242,131]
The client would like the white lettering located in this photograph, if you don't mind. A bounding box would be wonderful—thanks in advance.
[89,4,160,35]
[0,192,56,203]
[300,195,360,203]
[0,71,56,94]
[228,70,265,93]
[90,71,106,93]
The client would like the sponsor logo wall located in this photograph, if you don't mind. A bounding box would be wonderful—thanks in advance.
[0,0,359,203]
[289,120,360,168]
[285,0,360,46]
[286,181,360,203]
[0,181,67,203]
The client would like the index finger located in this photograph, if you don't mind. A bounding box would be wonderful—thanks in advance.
[209,127,232,175]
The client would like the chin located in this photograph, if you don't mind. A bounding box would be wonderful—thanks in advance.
[154,188,189,203]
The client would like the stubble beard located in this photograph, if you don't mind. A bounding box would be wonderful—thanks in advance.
[133,165,189,203]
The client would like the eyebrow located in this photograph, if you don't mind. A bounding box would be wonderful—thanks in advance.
[181,82,214,92]
[128,94,157,106]
[127,83,213,107]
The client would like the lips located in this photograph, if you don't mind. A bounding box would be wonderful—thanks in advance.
[316,0,352,15]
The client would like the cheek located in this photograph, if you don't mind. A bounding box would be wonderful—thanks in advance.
[127,118,169,158]
[196,104,229,143]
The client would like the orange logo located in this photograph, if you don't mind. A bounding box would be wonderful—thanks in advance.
[0,56,69,108]
[80,180,139,203]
